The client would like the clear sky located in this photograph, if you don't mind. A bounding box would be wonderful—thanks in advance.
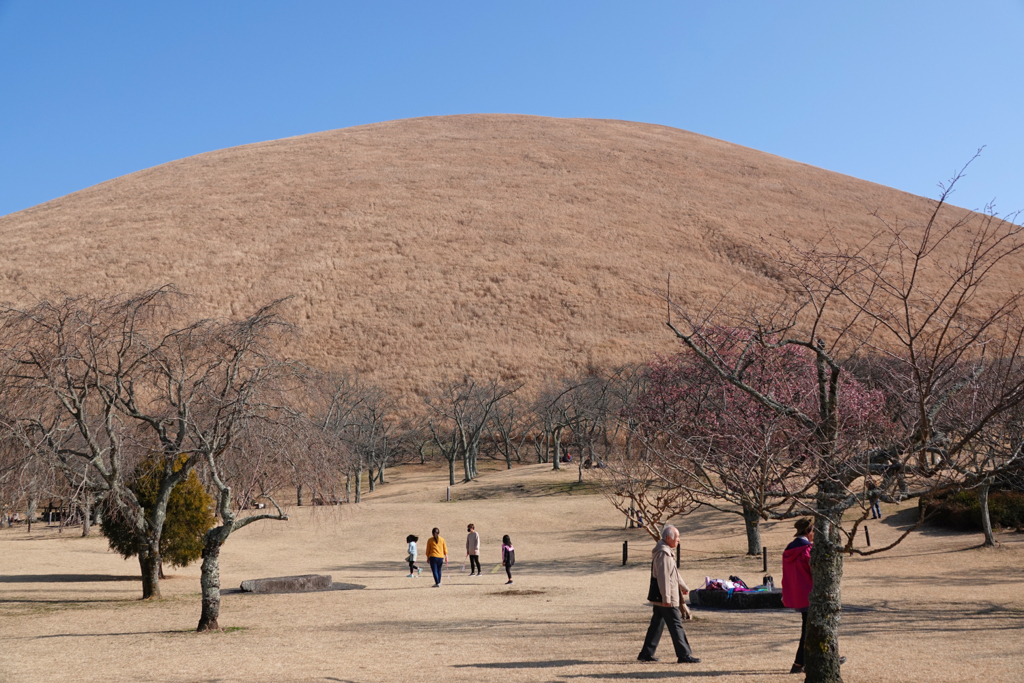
[1,1,1022,219]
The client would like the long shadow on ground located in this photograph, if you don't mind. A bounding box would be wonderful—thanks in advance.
[453,660,598,669]
[0,574,139,583]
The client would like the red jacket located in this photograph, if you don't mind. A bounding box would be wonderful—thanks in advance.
[782,537,812,610]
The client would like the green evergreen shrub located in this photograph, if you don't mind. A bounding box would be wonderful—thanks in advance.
[101,456,216,568]
[922,489,1024,532]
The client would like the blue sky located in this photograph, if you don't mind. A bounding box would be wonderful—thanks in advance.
[1,1,1022,218]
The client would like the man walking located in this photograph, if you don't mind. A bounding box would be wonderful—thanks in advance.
[638,525,700,664]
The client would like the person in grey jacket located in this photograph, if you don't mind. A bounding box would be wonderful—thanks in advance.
[637,525,700,664]
[466,523,481,576]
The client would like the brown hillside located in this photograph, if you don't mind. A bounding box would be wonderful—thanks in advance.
[0,115,988,409]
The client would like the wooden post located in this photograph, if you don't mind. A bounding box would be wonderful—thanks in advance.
[865,525,871,547]
[762,547,768,573]
[622,541,628,565]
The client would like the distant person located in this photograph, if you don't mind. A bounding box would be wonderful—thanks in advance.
[406,534,421,577]
[501,534,515,584]
[466,524,481,576]
[867,478,882,519]
[426,527,448,587]
[637,525,700,664]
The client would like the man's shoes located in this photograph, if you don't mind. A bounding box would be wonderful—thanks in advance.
[637,656,659,662]
[678,656,701,664]
[790,664,804,674]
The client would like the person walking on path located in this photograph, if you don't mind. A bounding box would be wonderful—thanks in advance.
[466,524,482,576]
[637,525,700,664]
[501,535,515,584]
[782,518,845,674]
[426,527,448,587]
[406,534,421,577]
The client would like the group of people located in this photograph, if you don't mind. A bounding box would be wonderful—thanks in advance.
[406,524,516,587]
[639,518,834,674]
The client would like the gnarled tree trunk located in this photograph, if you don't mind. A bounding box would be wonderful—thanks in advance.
[742,504,762,556]
[806,498,844,682]
[139,545,162,599]
[197,528,230,631]
[979,484,996,547]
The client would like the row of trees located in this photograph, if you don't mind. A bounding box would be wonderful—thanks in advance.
[0,287,646,633]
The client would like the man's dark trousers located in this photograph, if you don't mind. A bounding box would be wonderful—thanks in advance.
[639,605,693,660]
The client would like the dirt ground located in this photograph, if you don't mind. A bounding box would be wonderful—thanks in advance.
[2,462,1022,683]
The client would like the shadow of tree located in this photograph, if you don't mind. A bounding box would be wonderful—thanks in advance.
[452,659,597,669]
[0,574,139,583]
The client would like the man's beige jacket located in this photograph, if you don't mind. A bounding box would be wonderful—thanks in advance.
[651,540,689,608]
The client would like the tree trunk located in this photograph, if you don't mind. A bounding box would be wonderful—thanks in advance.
[552,427,562,470]
[197,534,226,631]
[805,500,844,682]
[447,457,455,486]
[296,483,305,506]
[368,466,377,492]
[26,490,38,523]
[378,462,385,484]
[139,549,162,599]
[355,467,362,503]
[742,505,762,556]
[80,494,92,538]
[979,484,996,547]
[345,472,352,502]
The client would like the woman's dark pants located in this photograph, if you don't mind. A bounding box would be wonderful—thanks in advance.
[429,557,444,584]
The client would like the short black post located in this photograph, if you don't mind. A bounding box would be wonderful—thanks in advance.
[762,547,768,573]
[865,525,871,547]
[676,544,681,568]
[446,487,450,502]
[622,541,628,565]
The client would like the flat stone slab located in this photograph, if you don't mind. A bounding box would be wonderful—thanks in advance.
[689,588,784,610]
[239,574,333,594]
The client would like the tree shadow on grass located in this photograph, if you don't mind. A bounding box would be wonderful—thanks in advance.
[559,670,780,679]
[32,629,185,639]
[453,660,597,669]
[0,574,139,583]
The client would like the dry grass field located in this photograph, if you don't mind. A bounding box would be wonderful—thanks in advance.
[3,115,1016,414]
[2,462,1022,683]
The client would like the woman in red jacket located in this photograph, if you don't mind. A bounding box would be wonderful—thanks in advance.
[782,518,814,675]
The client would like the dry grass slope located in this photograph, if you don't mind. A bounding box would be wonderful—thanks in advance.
[0,114,1007,411]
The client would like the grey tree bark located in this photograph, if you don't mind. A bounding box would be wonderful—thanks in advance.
[742,505,762,556]
[979,483,996,547]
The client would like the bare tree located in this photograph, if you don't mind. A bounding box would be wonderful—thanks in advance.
[0,288,291,607]
[627,334,884,554]
[662,163,1024,682]
[485,395,535,469]
[424,377,519,483]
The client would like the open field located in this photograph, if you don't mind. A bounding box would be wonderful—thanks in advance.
[2,462,1022,683]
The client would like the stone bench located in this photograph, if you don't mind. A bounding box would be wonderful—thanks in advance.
[689,588,784,610]
[239,574,333,594]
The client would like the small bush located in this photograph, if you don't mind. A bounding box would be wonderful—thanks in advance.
[101,455,216,568]
[922,489,1024,532]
